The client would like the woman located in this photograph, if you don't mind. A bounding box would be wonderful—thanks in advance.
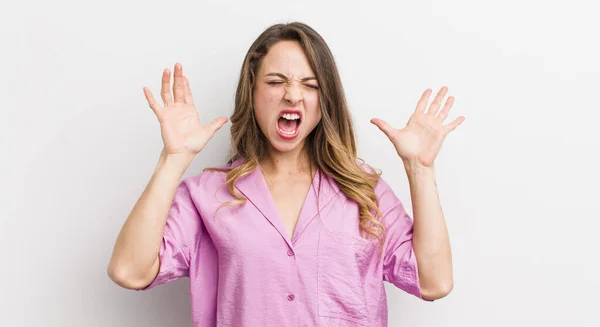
[108,22,464,326]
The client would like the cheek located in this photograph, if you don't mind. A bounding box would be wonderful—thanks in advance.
[256,85,284,106]
[253,87,282,127]
[304,93,322,128]
[304,92,320,111]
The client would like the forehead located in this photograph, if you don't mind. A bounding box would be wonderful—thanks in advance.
[259,40,315,78]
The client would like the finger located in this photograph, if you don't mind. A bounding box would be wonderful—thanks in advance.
[370,118,395,139]
[415,88,432,114]
[183,76,195,105]
[443,116,465,134]
[427,86,448,116]
[173,62,185,103]
[143,87,162,119]
[437,96,454,122]
[207,117,229,134]
[161,68,173,106]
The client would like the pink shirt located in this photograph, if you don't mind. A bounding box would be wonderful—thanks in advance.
[139,159,430,326]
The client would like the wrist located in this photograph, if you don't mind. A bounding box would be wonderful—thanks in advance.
[156,151,194,177]
[403,159,433,173]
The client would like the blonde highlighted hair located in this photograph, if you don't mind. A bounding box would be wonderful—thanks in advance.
[206,22,387,251]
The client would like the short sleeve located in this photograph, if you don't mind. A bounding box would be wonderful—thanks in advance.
[377,177,432,301]
[139,179,204,290]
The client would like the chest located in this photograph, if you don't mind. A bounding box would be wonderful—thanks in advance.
[196,169,368,258]
[265,175,312,240]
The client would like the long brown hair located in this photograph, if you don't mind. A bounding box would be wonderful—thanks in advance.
[206,22,386,250]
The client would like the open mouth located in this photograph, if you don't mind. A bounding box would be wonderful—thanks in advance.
[276,111,302,139]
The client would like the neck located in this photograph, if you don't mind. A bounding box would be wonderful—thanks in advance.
[260,142,313,176]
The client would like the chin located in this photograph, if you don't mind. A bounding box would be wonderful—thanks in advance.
[267,131,307,153]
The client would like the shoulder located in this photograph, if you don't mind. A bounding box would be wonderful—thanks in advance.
[355,159,393,195]
[355,159,402,210]
[180,159,239,194]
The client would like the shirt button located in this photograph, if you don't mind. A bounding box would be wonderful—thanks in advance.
[287,249,294,256]
[287,293,295,301]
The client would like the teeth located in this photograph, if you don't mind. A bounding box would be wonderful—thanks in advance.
[279,129,296,135]
[281,113,300,120]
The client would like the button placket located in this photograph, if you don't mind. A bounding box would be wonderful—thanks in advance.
[286,245,297,305]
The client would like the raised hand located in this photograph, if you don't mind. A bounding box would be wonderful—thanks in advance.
[370,86,465,169]
[143,63,228,160]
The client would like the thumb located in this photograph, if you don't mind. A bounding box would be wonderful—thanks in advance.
[370,118,395,139]
[207,117,229,133]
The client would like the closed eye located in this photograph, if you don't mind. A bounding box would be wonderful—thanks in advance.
[266,81,319,90]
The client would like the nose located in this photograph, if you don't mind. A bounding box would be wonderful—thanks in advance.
[283,83,303,105]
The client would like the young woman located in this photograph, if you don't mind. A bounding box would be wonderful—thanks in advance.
[108,22,464,327]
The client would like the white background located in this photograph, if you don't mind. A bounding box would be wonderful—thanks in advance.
[2,0,599,326]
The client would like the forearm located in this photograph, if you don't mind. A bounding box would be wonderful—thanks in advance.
[107,150,192,287]
[404,162,453,299]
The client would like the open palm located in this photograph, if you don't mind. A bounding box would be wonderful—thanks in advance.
[371,86,465,168]
[143,63,228,158]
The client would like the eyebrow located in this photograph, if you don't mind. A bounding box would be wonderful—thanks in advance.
[265,72,317,82]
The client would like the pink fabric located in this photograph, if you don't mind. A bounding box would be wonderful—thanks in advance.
[139,159,430,326]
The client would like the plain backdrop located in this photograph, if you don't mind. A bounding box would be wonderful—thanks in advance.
[2,0,599,326]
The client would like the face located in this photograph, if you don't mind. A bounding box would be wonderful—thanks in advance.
[253,40,322,155]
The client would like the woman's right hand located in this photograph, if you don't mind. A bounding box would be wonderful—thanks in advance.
[143,62,228,160]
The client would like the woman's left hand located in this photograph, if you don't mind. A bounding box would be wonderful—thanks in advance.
[371,86,465,169]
